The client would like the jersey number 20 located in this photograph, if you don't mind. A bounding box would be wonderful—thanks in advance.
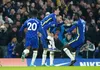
[28,22,37,31]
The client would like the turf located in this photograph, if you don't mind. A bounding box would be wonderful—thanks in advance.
[0,66,100,70]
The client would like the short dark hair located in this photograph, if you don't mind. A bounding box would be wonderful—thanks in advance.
[29,9,38,18]
[52,7,59,12]
[74,12,80,18]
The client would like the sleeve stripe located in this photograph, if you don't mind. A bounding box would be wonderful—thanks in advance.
[68,27,80,44]
[42,18,52,26]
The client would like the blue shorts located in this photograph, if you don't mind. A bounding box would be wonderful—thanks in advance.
[68,38,84,49]
[40,36,48,48]
[25,37,39,49]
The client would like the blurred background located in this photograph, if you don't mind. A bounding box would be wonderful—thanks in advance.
[0,0,100,59]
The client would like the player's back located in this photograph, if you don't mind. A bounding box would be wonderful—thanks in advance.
[77,19,86,40]
[25,18,40,38]
[41,13,56,27]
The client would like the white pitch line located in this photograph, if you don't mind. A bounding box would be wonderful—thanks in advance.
[54,62,70,66]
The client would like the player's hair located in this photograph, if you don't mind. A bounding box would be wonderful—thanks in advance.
[52,7,59,12]
[74,12,80,18]
[29,9,38,18]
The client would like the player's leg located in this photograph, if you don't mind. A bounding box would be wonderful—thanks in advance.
[63,40,83,66]
[48,34,62,66]
[30,49,38,66]
[47,36,55,66]
[41,36,48,66]
[50,51,54,66]
[30,38,38,66]
[21,48,30,62]
[47,35,56,49]
[21,38,31,62]
[63,44,76,66]
[47,35,61,52]
[42,48,48,66]
[23,47,30,55]
[72,52,76,60]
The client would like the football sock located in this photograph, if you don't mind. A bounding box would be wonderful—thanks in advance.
[42,49,47,65]
[63,48,75,61]
[50,51,54,66]
[31,51,38,65]
[72,52,76,59]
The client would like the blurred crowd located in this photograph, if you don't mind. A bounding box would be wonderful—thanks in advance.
[0,0,100,58]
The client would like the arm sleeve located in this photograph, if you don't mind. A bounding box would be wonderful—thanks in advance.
[52,14,58,26]
[38,22,47,38]
[66,23,78,33]
[19,21,27,32]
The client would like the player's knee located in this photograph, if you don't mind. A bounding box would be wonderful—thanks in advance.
[47,36,53,41]
[33,51,38,55]
[33,48,38,50]
[23,49,30,54]
[26,46,31,50]
[72,52,76,56]
[33,50,38,53]
[43,49,47,55]
[50,51,54,55]
[63,48,68,52]
[63,44,70,49]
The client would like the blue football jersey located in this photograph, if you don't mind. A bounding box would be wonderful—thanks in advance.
[41,13,57,28]
[67,18,86,41]
[20,18,45,38]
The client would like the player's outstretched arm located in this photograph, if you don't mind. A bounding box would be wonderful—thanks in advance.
[66,23,78,33]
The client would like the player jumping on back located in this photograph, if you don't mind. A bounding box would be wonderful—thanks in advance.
[41,7,61,66]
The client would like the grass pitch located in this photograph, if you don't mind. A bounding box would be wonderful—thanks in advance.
[0,66,100,70]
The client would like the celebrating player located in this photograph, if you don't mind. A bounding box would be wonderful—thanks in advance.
[19,9,46,66]
[41,7,61,66]
[63,13,86,66]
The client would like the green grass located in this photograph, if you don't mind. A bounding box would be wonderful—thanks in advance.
[0,66,100,70]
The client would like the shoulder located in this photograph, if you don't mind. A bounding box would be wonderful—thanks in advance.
[51,13,56,17]
[80,19,86,23]
[48,13,55,17]
[24,18,32,23]
[29,18,40,23]
[50,13,54,16]
[27,18,33,22]
[36,19,40,22]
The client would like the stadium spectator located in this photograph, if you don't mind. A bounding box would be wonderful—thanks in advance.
[0,0,100,58]
[7,37,17,58]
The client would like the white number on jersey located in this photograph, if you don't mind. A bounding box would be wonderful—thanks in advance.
[81,19,86,33]
[27,22,37,31]
[83,23,85,32]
